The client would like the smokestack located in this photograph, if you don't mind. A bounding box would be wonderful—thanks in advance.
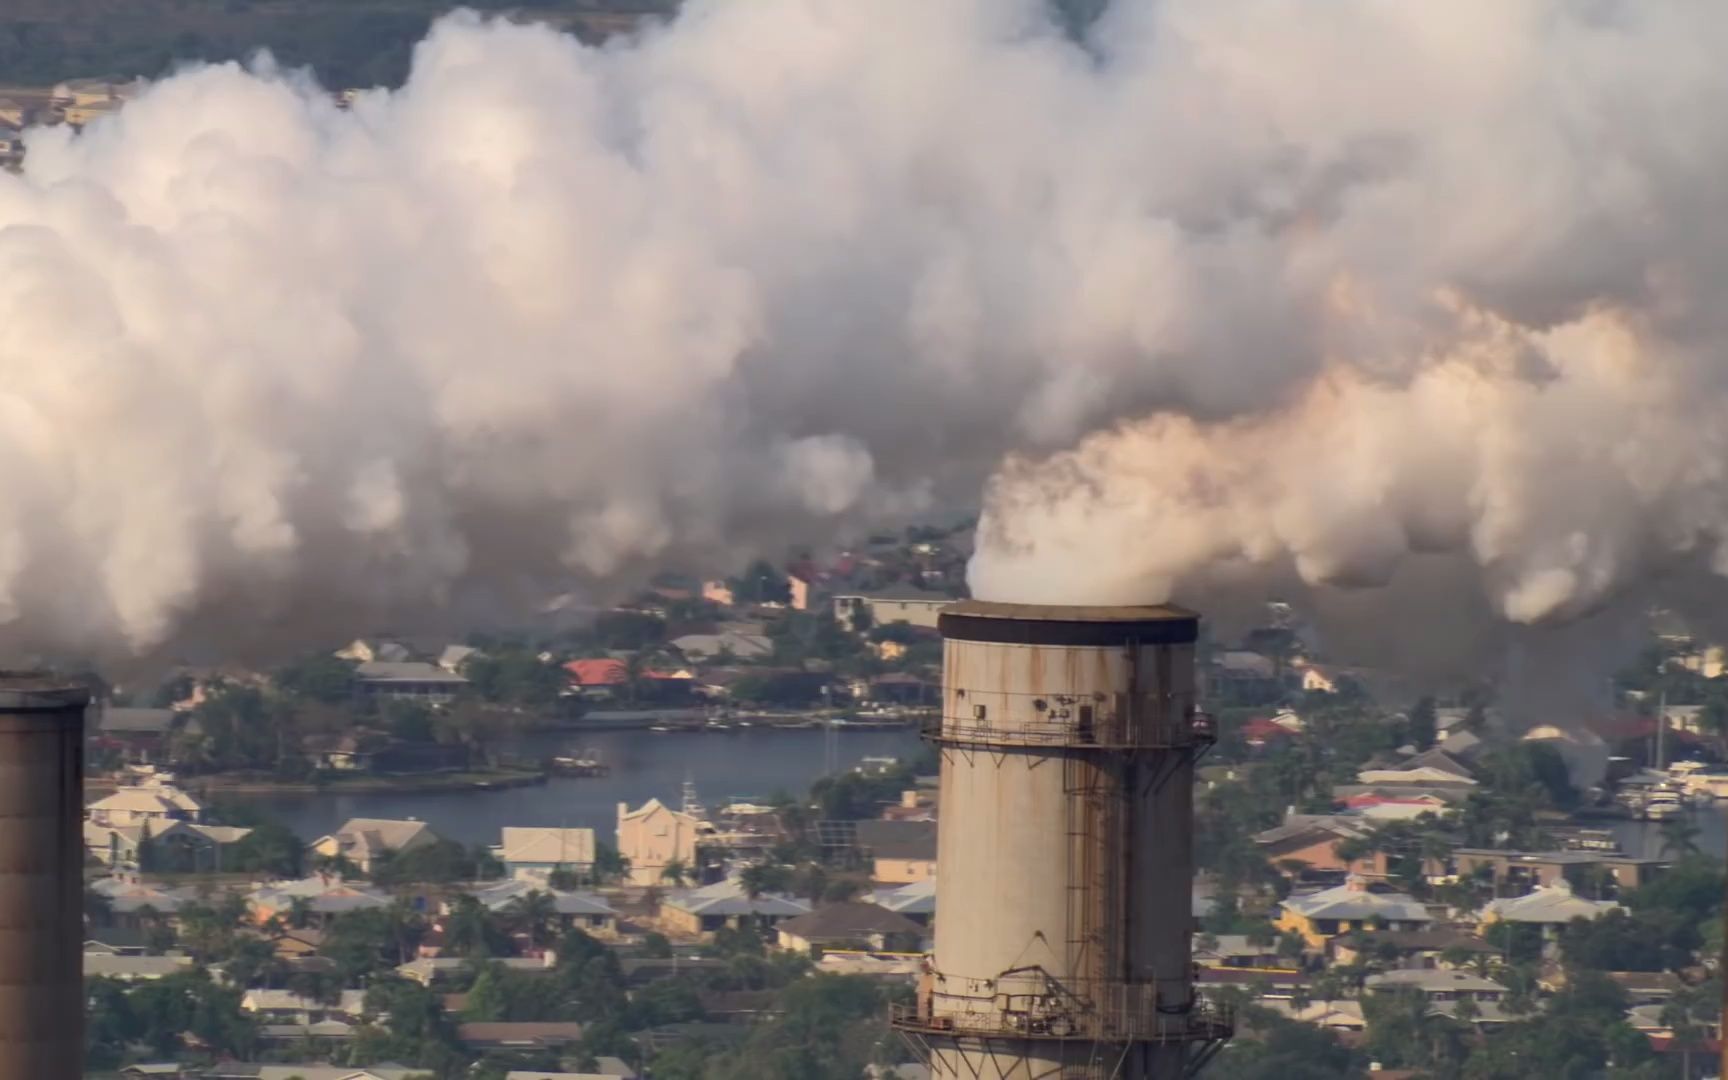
[893,601,1231,1078]
[0,673,88,1078]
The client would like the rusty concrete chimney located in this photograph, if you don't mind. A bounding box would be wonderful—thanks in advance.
[892,601,1232,1078]
[0,673,89,1078]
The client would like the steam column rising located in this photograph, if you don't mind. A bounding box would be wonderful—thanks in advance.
[892,602,1231,1079]
[0,674,89,1080]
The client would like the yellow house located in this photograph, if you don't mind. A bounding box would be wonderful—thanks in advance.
[617,798,713,886]
[1275,876,1432,948]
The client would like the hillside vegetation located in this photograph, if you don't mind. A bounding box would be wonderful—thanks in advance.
[0,1,673,89]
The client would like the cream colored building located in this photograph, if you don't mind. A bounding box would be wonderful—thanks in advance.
[617,798,713,886]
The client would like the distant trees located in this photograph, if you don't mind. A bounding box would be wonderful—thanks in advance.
[273,653,358,705]
[1407,696,1437,752]
[463,648,565,710]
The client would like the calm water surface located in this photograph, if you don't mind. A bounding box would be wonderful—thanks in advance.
[238,727,925,845]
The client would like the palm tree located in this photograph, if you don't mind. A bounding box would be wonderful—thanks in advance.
[383,899,424,964]
[287,897,315,930]
[1659,817,1702,858]
[508,890,562,952]
[444,895,498,959]
[659,859,692,888]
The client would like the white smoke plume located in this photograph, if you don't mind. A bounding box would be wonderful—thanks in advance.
[0,0,1725,658]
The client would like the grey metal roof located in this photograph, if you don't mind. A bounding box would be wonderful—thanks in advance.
[663,878,810,918]
[355,661,468,683]
[1282,881,1432,923]
[776,901,924,940]
[854,820,937,861]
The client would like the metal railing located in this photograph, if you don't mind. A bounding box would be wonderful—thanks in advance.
[922,706,1215,752]
[891,977,1234,1045]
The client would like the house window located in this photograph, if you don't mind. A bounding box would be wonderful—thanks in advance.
[973,705,987,721]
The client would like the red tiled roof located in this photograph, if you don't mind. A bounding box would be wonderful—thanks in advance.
[565,659,626,686]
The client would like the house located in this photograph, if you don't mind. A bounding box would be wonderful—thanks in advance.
[566,659,627,691]
[310,818,440,875]
[85,927,150,955]
[438,645,480,673]
[701,580,736,607]
[508,1062,637,1080]
[256,1021,358,1049]
[774,901,926,954]
[1450,848,1664,897]
[303,733,376,772]
[1365,969,1509,1010]
[670,631,773,662]
[84,953,194,982]
[866,878,936,924]
[335,639,413,663]
[203,1067,417,1080]
[1240,717,1297,749]
[354,661,468,703]
[1253,815,1384,878]
[1479,880,1623,939]
[455,1021,585,1051]
[617,798,714,886]
[88,875,200,921]
[86,820,252,871]
[1298,663,1341,694]
[398,956,554,986]
[469,878,617,934]
[832,587,951,632]
[1356,764,1479,787]
[1192,934,1286,970]
[866,673,937,706]
[1262,999,1367,1033]
[1329,929,1499,970]
[1196,966,1309,1001]
[856,820,937,884]
[495,826,596,880]
[87,781,205,828]
[248,878,391,925]
[241,988,367,1024]
[618,957,729,990]
[1275,876,1433,947]
[92,706,177,762]
[697,990,781,1025]
[659,878,810,935]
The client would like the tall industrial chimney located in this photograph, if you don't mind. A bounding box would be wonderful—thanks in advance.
[0,673,89,1078]
[892,602,1231,1078]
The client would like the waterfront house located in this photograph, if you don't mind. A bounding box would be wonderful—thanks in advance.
[354,661,468,703]
[1450,848,1664,897]
[87,780,205,828]
[92,706,177,763]
[495,826,596,881]
[309,817,440,875]
[618,798,713,886]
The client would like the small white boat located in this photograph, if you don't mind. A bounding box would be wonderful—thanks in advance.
[1643,787,1685,821]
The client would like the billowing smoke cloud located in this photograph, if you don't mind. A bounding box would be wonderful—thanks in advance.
[0,0,1725,658]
